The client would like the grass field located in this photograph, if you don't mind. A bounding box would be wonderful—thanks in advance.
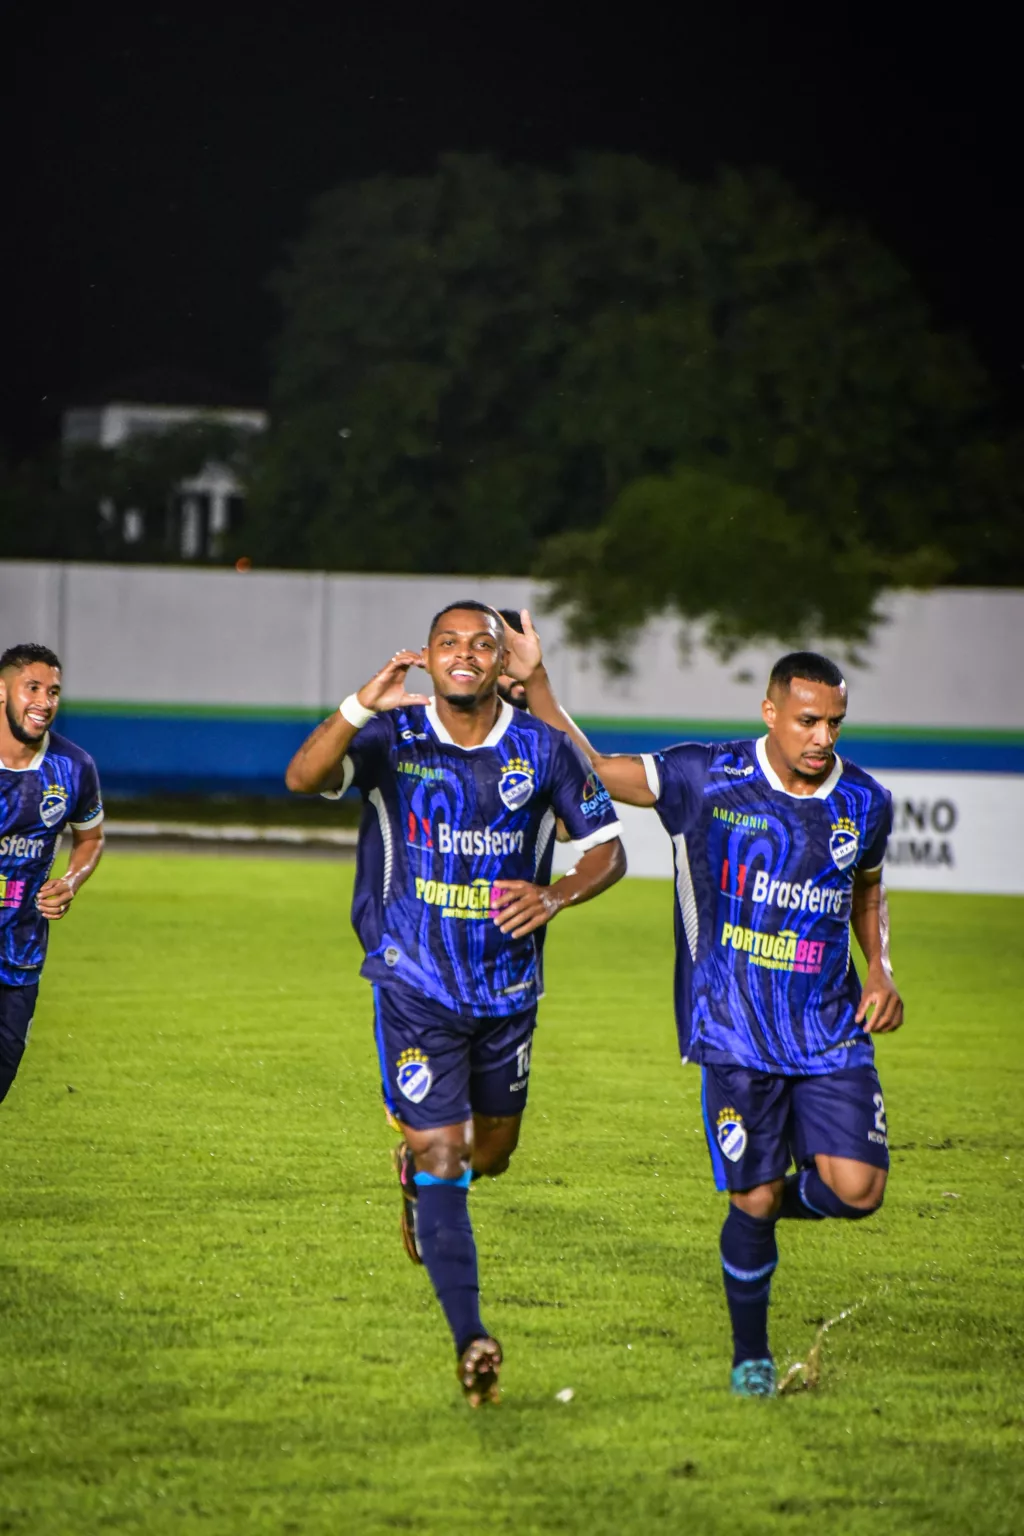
[2,854,1022,1535]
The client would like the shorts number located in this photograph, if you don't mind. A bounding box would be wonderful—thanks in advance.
[516,1042,532,1080]
[873,1092,887,1135]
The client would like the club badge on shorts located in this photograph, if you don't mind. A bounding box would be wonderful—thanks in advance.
[396,1048,433,1104]
[717,1107,748,1163]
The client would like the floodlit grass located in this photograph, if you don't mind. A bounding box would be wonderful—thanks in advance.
[1,855,1022,1535]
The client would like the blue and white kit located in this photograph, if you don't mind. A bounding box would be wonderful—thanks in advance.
[642,736,893,1185]
[1,729,104,1104]
[0,729,104,987]
[334,698,621,1127]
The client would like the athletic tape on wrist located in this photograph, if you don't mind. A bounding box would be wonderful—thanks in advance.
[339,693,377,729]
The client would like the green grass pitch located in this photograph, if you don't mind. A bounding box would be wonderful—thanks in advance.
[1,854,1022,1535]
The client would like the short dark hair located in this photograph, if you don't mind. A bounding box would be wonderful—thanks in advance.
[768,651,845,694]
[0,642,62,674]
[497,608,524,635]
[428,600,504,639]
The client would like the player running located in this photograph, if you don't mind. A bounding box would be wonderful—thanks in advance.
[507,616,902,1397]
[285,601,625,1405]
[0,644,105,1110]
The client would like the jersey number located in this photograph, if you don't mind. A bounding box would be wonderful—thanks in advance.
[872,1093,887,1135]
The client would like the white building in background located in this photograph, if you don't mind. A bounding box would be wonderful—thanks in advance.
[62,399,267,559]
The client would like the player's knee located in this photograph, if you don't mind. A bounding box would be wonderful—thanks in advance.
[475,1146,513,1177]
[471,1114,521,1179]
[413,1135,473,1182]
[731,1181,784,1221]
[830,1166,887,1213]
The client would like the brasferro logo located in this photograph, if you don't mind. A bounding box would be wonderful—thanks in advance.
[0,834,46,859]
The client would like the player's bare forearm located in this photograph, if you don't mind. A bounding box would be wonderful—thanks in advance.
[851,872,903,1033]
[36,827,104,920]
[522,667,655,807]
[286,650,429,794]
[555,836,627,908]
[285,711,361,793]
[491,837,626,938]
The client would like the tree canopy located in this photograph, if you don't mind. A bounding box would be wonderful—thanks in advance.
[251,153,1021,651]
[7,154,1018,653]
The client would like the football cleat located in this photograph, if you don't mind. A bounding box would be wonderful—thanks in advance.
[731,1358,777,1397]
[391,1140,422,1265]
[457,1335,503,1408]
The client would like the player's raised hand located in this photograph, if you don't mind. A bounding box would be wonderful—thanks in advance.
[501,610,543,683]
[490,879,563,938]
[856,965,904,1033]
[357,651,430,713]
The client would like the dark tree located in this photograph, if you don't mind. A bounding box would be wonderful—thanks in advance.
[251,154,1021,649]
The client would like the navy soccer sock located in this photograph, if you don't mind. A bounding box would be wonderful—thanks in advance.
[720,1204,778,1368]
[0,1029,26,1105]
[778,1166,877,1221]
[413,1172,486,1354]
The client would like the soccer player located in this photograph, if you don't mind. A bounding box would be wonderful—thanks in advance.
[0,643,105,1109]
[285,601,625,1405]
[507,616,902,1397]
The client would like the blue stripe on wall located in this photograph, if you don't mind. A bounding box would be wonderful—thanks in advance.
[58,711,1024,796]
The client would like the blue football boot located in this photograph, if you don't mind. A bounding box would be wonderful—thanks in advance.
[731,1358,777,1397]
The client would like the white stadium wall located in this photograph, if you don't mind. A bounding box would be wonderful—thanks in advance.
[2,561,1023,893]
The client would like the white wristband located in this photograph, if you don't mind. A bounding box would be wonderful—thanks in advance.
[339,693,377,730]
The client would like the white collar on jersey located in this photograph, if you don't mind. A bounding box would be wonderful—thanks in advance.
[0,732,50,772]
[426,696,514,750]
[755,734,843,801]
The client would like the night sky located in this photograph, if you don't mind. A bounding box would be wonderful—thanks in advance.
[4,4,1021,460]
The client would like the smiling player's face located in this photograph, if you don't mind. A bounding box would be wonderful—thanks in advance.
[426,610,507,707]
[762,676,847,783]
[0,663,62,747]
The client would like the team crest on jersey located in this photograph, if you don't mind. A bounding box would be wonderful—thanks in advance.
[498,756,535,812]
[396,1048,433,1104]
[717,1108,748,1163]
[39,783,69,829]
[829,816,860,871]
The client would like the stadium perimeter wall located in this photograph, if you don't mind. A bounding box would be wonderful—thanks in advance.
[1,561,1022,893]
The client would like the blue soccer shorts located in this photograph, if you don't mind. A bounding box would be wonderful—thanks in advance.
[700,1060,890,1193]
[372,984,536,1131]
[0,980,39,1105]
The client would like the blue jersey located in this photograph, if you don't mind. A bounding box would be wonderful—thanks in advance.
[334,699,621,1015]
[0,730,104,986]
[642,737,892,1076]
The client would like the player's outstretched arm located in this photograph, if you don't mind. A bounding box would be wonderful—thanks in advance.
[36,825,104,921]
[851,870,903,1034]
[502,610,656,807]
[284,651,428,794]
[491,836,626,939]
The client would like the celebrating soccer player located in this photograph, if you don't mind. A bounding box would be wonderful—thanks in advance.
[508,615,902,1398]
[0,644,105,1110]
[285,601,625,1405]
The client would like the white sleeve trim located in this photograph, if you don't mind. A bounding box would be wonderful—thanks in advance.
[320,755,355,800]
[640,753,661,800]
[572,819,623,853]
[860,859,886,875]
[69,808,105,831]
